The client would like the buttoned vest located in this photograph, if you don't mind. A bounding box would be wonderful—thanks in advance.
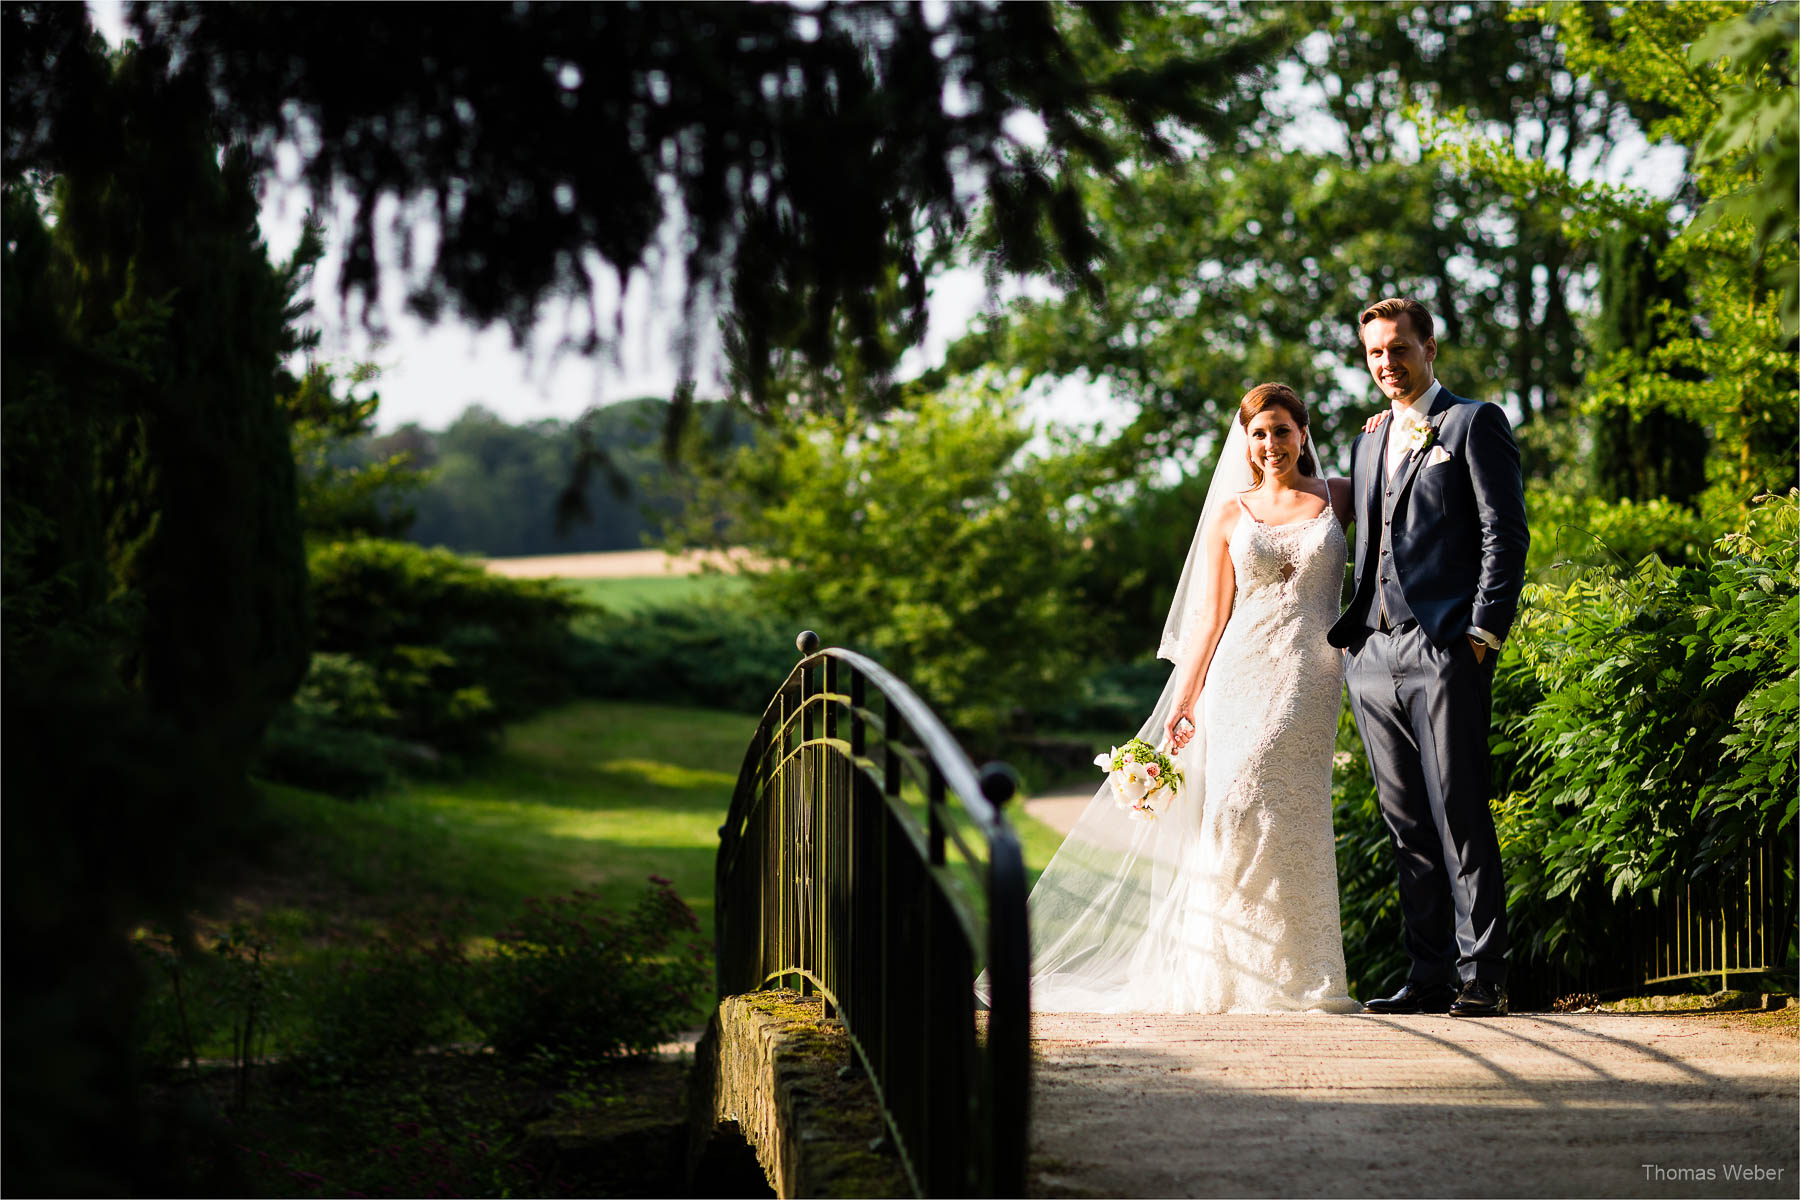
[1365,435,1418,632]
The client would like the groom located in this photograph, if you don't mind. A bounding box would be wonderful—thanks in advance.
[1329,297,1528,1018]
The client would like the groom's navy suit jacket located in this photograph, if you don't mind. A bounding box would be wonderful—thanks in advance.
[1328,386,1529,650]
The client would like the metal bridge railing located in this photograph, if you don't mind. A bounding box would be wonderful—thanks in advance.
[715,631,1030,1198]
[1636,838,1795,989]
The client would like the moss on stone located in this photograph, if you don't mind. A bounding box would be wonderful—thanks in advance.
[700,990,909,1197]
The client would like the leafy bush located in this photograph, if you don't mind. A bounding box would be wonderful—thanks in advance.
[253,708,397,799]
[256,540,584,792]
[1525,486,1724,577]
[670,389,1100,733]
[568,600,800,714]
[477,881,710,1061]
[294,921,471,1081]
[1506,493,1796,914]
[307,538,578,719]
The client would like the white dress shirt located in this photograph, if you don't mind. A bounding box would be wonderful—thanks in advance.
[1381,379,1501,651]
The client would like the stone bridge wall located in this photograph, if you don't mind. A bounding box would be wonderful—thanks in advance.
[687,991,909,1199]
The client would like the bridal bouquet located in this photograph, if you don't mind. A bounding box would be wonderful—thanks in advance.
[1095,738,1184,821]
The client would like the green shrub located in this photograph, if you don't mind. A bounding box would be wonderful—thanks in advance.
[293,921,471,1082]
[253,707,397,798]
[477,881,710,1061]
[569,600,800,714]
[1525,486,1724,577]
[256,540,585,792]
[307,537,578,717]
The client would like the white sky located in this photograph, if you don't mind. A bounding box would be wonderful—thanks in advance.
[87,2,1683,436]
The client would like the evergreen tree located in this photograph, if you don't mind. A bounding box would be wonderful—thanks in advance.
[1588,228,1709,506]
[3,14,312,1191]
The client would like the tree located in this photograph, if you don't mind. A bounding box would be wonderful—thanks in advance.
[1429,0,1797,505]
[1587,227,1709,506]
[945,0,1639,477]
[123,0,1285,428]
[3,12,313,1191]
[672,384,1100,734]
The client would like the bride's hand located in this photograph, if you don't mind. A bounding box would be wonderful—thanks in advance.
[1362,409,1391,434]
[1165,705,1197,752]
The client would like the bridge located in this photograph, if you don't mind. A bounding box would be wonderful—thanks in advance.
[687,633,1798,1198]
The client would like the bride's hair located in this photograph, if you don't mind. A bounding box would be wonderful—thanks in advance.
[1238,383,1316,484]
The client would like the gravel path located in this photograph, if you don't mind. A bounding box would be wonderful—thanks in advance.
[1029,1011,1798,1198]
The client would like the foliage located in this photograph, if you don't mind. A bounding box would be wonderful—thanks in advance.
[281,354,425,543]
[1687,3,1800,333]
[1524,486,1727,577]
[2,15,314,1192]
[569,600,800,716]
[477,883,711,1062]
[127,1,1283,422]
[949,0,1638,472]
[292,919,472,1083]
[673,387,1099,732]
[255,538,592,795]
[253,703,397,800]
[305,538,579,742]
[1433,1,1798,504]
[1503,494,1793,973]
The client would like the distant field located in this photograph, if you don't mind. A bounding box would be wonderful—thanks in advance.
[482,547,762,579]
[483,547,757,611]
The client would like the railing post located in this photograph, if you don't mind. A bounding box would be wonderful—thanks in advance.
[928,766,946,867]
[979,762,1028,1199]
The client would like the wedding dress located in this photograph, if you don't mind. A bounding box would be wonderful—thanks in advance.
[1016,421,1360,1014]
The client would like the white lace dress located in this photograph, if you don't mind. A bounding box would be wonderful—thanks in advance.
[1018,506,1359,1014]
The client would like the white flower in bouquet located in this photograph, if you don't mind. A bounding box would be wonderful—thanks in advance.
[1096,737,1184,821]
[1113,761,1151,807]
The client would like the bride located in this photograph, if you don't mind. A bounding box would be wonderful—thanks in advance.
[1023,383,1366,1014]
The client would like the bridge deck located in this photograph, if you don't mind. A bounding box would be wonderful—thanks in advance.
[1029,1011,1797,1198]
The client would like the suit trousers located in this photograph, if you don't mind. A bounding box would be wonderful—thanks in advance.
[1345,623,1509,986]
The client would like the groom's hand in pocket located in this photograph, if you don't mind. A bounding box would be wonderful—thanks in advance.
[1467,635,1488,664]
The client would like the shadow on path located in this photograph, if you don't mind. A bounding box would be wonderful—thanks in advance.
[1028,1012,1797,1198]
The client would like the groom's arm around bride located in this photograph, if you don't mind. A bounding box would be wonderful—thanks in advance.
[1327,296,1528,1019]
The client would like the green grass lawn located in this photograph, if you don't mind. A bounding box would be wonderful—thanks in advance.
[222,698,1067,1054]
[555,572,749,612]
[261,698,1064,932]
[268,700,757,921]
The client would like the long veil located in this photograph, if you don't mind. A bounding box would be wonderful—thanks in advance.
[994,416,1323,1013]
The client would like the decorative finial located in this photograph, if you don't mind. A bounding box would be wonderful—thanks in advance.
[796,629,820,656]
[979,762,1020,808]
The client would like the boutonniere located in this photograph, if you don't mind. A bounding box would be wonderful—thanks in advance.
[1399,420,1436,456]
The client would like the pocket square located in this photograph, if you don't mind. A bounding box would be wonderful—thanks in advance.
[1426,445,1452,467]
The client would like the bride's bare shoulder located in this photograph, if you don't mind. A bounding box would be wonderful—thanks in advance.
[1209,495,1246,540]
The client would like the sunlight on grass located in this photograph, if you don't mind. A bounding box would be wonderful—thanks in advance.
[235,697,1064,1057]
[597,758,737,789]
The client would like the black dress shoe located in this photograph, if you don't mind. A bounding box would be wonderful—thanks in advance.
[1448,979,1508,1018]
[1364,981,1457,1014]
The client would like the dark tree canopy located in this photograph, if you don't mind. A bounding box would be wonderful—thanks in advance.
[115,0,1284,414]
